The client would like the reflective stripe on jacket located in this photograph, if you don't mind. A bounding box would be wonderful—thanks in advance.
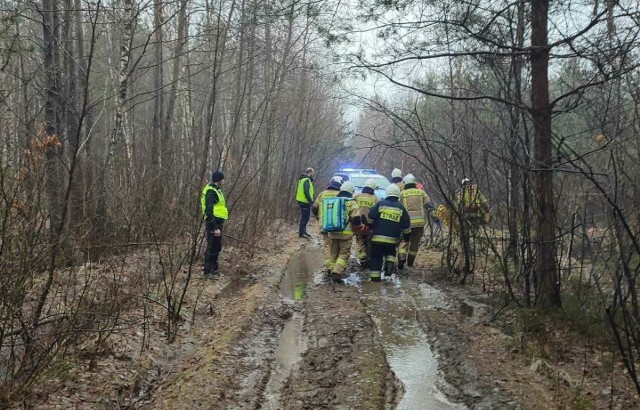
[400,187,430,227]
[353,191,378,224]
[368,198,411,244]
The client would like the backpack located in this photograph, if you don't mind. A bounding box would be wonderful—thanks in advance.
[322,197,349,232]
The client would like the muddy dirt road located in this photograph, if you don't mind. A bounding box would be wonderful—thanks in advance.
[143,237,510,409]
[38,229,640,409]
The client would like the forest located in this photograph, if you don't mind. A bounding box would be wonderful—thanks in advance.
[0,0,639,407]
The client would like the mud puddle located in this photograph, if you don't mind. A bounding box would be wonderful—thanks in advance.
[262,248,324,408]
[360,276,466,409]
[279,250,325,301]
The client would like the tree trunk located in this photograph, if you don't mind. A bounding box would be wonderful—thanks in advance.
[507,0,526,261]
[152,0,164,172]
[42,0,64,230]
[530,0,561,308]
[162,0,188,177]
[95,0,135,236]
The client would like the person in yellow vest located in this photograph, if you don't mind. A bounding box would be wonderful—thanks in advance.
[397,173,436,269]
[201,171,228,278]
[296,167,315,238]
[312,176,343,272]
[353,178,379,265]
[390,168,404,191]
[327,181,361,282]
[454,178,490,266]
[456,178,490,228]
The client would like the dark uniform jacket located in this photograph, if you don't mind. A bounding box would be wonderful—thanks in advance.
[367,197,411,244]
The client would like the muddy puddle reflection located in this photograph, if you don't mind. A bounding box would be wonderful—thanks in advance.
[361,278,466,410]
[263,248,325,409]
[279,250,325,301]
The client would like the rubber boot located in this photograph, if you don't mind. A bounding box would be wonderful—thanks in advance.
[370,276,381,282]
[384,261,396,278]
[407,254,416,267]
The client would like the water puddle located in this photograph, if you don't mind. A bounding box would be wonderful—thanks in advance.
[262,248,324,409]
[361,277,466,410]
[279,250,325,301]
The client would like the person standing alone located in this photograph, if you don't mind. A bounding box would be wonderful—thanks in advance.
[201,171,228,278]
[296,168,315,238]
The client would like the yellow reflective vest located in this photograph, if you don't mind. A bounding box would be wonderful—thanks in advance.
[201,184,229,220]
[296,177,314,204]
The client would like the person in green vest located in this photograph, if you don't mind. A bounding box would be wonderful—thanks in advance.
[201,171,228,278]
[296,167,315,238]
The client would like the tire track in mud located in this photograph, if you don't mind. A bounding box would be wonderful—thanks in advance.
[280,284,400,409]
[148,242,399,409]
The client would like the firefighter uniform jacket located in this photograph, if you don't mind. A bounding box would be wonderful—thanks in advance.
[367,197,411,245]
[400,183,434,228]
[353,187,379,225]
[456,184,489,219]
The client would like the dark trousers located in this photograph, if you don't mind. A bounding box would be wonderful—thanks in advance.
[298,202,311,235]
[204,222,223,274]
[369,242,398,279]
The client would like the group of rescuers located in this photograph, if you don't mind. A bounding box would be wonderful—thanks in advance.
[199,168,489,280]
[295,167,490,282]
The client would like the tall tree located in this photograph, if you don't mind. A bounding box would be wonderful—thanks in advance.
[530,0,561,308]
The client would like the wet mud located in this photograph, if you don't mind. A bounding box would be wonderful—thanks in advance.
[144,239,515,409]
[281,285,399,409]
[361,278,467,409]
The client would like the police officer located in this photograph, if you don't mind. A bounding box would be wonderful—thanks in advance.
[201,171,228,278]
[397,173,436,269]
[367,184,411,282]
[296,167,315,238]
[353,178,379,265]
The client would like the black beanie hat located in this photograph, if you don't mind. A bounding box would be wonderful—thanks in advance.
[211,171,225,182]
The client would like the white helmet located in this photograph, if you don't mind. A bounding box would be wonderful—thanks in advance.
[403,173,416,184]
[340,181,355,194]
[386,183,401,198]
[364,178,379,189]
[391,168,402,179]
[329,175,344,189]
[461,178,471,186]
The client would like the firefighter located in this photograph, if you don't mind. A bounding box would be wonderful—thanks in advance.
[312,175,343,272]
[296,167,315,238]
[457,178,490,228]
[353,178,379,265]
[201,171,228,278]
[455,178,490,262]
[367,184,411,282]
[390,168,404,191]
[327,181,361,282]
[397,173,436,269]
